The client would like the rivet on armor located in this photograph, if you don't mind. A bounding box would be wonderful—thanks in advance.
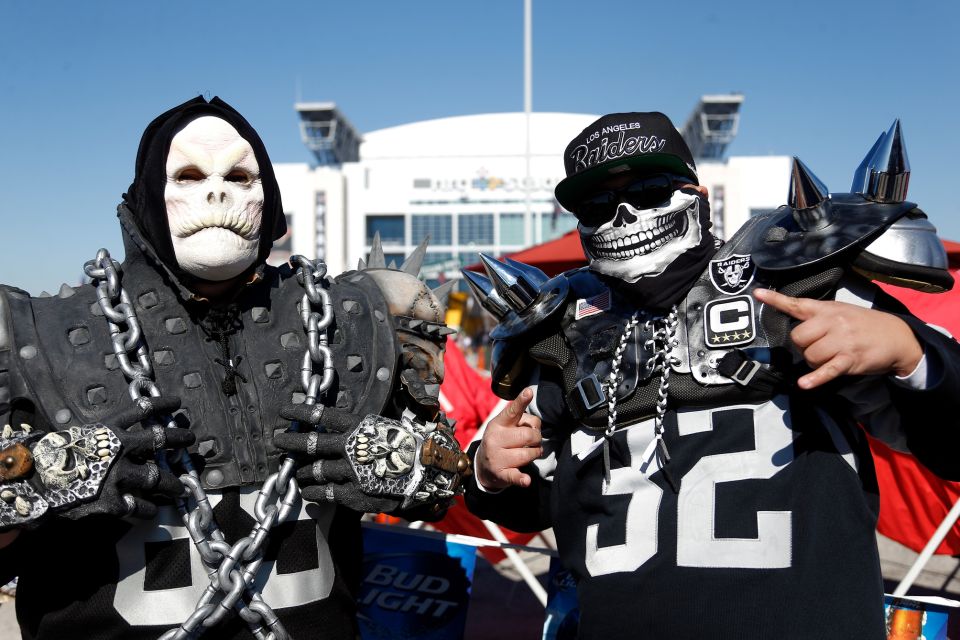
[58,283,76,299]
[346,355,363,372]
[165,317,187,335]
[374,309,385,322]
[139,291,159,309]
[376,367,390,382]
[183,372,202,389]
[197,439,219,458]
[154,350,175,366]
[67,326,91,346]
[89,302,104,317]
[342,300,361,314]
[336,389,354,409]
[280,332,301,349]
[55,409,72,424]
[292,392,306,405]
[86,386,107,405]
[204,469,224,487]
[104,354,119,371]
[251,307,269,323]
[19,345,37,360]
[264,361,283,379]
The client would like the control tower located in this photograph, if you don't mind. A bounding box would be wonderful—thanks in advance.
[295,102,362,166]
[680,94,744,160]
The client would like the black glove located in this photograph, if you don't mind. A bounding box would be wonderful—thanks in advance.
[274,404,470,518]
[0,396,195,529]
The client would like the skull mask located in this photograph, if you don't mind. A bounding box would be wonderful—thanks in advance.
[579,189,704,284]
[164,116,264,281]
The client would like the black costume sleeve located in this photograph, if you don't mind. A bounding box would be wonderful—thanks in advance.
[838,282,960,479]
[888,313,960,479]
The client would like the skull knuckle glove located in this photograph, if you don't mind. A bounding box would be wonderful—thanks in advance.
[340,411,470,511]
[0,416,189,529]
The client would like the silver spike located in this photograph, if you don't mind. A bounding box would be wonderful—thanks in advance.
[851,131,885,194]
[862,119,910,203]
[460,269,509,319]
[38,291,51,298]
[368,232,386,269]
[479,254,538,312]
[400,236,430,276]
[437,326,457,337]
[503,257,549,287]
[431,280,456,308]
[58,283,76,299]
[788,157,829,210]
[387,260,397,270]
[358,258,367,270]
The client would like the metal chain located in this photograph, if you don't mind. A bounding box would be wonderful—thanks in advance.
[600,305,680,487]
[84,250,335,640]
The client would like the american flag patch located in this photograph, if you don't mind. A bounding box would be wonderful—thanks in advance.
[575,289,611,320]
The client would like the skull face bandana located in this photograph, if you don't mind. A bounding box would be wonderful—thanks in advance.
[579,187,718,310]
[165,116,265,281]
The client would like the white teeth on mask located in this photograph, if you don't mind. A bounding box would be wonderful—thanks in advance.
[587,202,695,261]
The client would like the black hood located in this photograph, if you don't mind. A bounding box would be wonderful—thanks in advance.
[121,96,286,286]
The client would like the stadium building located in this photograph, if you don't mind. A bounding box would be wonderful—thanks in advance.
[272,95,791,283]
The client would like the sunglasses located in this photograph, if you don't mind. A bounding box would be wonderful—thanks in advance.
[573,174,682,227]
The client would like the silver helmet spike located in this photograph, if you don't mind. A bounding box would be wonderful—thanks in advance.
[478,253,539,312]
[851,131,885,194]
[788,157,829,210]
[460,269,510,319]
[788,157,831,231]
[367,232,387,269]
[860,119,910,203]
[357,258,367,270]
[503,257,549,287]
[400,236,430,276]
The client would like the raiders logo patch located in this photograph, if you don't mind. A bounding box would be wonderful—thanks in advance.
[709,254,756,294]
[574,289,611,320]
[704,295,756,348]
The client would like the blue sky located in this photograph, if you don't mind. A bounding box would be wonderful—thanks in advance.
[1,0,958,294]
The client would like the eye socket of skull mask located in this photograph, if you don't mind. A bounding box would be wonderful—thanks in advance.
[164,115,265,282]
[573,174,684,227]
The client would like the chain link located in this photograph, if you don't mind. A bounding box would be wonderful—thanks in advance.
[84,249,335,640]
[601,305,680,487]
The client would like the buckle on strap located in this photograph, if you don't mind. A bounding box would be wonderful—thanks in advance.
[575,374,607,411]
[730,359,761,386]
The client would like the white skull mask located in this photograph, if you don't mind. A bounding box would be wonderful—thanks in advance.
[164,116,264,281]
[579,189,703,283]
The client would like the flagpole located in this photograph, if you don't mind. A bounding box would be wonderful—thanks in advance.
[892,495,960,596]
[524,0,533,242]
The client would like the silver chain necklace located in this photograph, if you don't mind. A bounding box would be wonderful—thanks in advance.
[84,250,335,640]
[602,304,680,491]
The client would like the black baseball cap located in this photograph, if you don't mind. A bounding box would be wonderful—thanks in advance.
[555,112,698,210]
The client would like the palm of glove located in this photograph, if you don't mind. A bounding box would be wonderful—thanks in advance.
[274,404,470,519]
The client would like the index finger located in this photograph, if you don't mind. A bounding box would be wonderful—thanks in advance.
[753,288,818,321]
[500,387,534,427]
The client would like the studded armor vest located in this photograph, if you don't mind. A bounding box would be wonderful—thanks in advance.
[0,241,398,491]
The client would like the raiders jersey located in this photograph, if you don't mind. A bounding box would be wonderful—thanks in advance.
[2,488,360,640]
[466,275,960,640]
